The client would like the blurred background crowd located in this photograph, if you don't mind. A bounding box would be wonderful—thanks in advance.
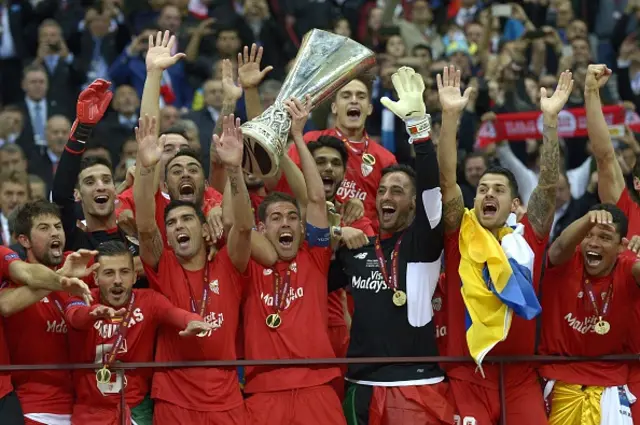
[0,0,637,246]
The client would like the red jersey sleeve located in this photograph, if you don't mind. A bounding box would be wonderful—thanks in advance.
[303,243,332,274]
[379,148,397,168]
[141,253,166,292]
[347,216,375,236]
[147,290,202,329]
[64,289,100,330]
[616,188,634,218]
[202,187,223,216]
[0,247,20,277]
[116,188,135,218]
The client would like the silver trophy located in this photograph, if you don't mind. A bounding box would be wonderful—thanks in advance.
[240,29,376,178]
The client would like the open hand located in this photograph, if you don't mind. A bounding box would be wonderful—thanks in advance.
[61,277,93,305]
[238,44,274,89]
[381,66,426,120]
[222,59,242,102]
[59,249,99,278]
[135,115,165,168]
[145,30,186,72]
[437,65,473,114]
[180,320,216,337]
[540,70,573,116]
[623,235,640,256]
[213,115,243,168]
[341,198,364,225]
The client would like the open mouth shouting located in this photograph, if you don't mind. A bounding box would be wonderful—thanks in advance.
[179,180,196,202]
[585,251,603,268]
[380,204,396,222]
[278,231,294,249]
[346,106,362,122]
[482,200,498,217]
[176,233,191,249]
[109,286,126,302]
[321,176,335,193]
[50,239,63,259]
[94,194,110,206]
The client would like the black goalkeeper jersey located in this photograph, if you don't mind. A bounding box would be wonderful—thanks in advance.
[330,139,444,383]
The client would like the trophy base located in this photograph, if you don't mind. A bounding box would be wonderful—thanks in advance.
[240,118,287,179]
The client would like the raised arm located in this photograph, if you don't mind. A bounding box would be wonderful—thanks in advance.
[547,209,612,267]
[285,96,328,230]
[214,115,255,273]
[133,116,166,271]
[527,70,573,239]
[436,65,474,232]
[237,44,273,120]
[52,79,112,248]
[584,65,625,204]
[209,59,243,193]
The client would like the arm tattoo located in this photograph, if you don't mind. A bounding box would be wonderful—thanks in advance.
[528,124,559,237]
[213,101,237,137]
[139,165,154,176]
[442,194,464,232]
[229,173,239,196]
[150,231,164,261]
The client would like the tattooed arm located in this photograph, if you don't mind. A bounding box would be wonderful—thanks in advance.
[526,122,560,238]
[436,66,471,233]
[226,166,254,272]
[527,70,573,239]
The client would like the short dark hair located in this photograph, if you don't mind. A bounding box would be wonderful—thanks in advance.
[161,125,189,139]
[77,156,113,188]
[0,143,25,158]
[307,136,348,166]
[257,192,300,223]
[0,170,29,195]
[464,151,488,167]
[480,166,520,199]
[165,148,203,178]
[13,200,61,238]
[334,74,375,102]
[381,164,416,194]
[96,240,133,266]
[588,203,628,238]
[164,200,206,225]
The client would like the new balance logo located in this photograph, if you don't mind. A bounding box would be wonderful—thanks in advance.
[354,253,368,260]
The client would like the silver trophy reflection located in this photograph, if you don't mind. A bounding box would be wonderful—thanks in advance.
[240,29,376,178]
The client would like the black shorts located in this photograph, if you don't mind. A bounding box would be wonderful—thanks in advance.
[0,391,24,425]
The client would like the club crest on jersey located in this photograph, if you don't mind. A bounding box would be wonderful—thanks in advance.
[264,269,273,276]
[209,279,220,294]
[432,296,442,312]
[577,291,583,299]
[289,262,297,273]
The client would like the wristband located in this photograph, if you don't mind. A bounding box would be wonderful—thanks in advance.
[330,226,342,238]
[405,115,431,144]
[69,120,94,143]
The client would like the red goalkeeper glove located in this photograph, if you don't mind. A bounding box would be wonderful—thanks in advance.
[70,79,114,142]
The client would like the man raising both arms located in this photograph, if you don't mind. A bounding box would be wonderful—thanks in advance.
[288,77,397,230]
[585,63,640,424]
[439,65,570,424]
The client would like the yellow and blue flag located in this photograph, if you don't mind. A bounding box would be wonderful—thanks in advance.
[458,209,541,373]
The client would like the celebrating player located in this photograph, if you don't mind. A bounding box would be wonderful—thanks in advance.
[539,205,640,423]
[438,65,570,424]
[235,96,344,425]
[288,77,397,230]
[64,241,213,425]
[328,66,452,424]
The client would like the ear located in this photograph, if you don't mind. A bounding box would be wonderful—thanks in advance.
[73,188,81,202]
[17,234,31,250]
[257,222,266,234]
[331,101,337,115]
[510,197,520,213]
[161,181,168,193]
[634,177,640,192]
[410,193,416,212]
[92,269,99,283]
[366,102,373,117]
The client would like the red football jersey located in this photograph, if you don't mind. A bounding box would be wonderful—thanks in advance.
[289,129,397,231]
[65,288,200,424]
[443,215,548,389]
[616,188,640,238]
[0,247,21,399]
[328,215,375,327]
[539,248,637,386]
[240,243,340,394]
[116,186,223,242]
[3,289,72,415]
[142,247,244,412]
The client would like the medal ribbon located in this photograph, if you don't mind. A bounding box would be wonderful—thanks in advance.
[182,266,210,317]
[335,128,371,156]
[583,279,613,320]
[102,292,136,370]
[272,269,292,314]
[373,235,403,292]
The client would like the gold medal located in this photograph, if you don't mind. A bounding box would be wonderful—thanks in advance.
[96,367,112,384]
[362,153,376,166]
[595,319,610,335]
[392,290,407,307]
[266,313,282,329]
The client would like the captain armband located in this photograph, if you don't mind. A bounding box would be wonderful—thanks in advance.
[306,223,330,248]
